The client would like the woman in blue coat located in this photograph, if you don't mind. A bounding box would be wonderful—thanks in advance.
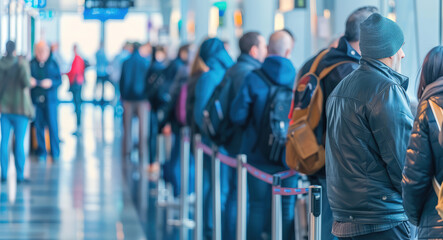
[402,46,443,240]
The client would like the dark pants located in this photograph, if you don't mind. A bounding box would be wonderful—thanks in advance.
[338,221,411,240]
[1,114,29,180]
[309,176,338,240]
[148,110,158,164]
[247,163,297,240]
[96,75,108,105]
[122,101,149,166]
[35,102,60,159]
[70,84,82,127]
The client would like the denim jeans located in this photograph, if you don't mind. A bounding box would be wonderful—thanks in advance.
[337,221,411,240]
[35,103,60,159]
[1,114,29,180]
[247,163,297,240]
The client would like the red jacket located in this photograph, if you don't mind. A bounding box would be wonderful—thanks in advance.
[67,54,85,85]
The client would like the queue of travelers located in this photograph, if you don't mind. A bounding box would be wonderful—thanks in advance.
[1,6,443,240]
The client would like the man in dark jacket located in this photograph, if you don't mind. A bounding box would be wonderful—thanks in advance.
[30,41,62,162]
[120,42,150,167]
[295,6,378,240]
[230,30,297,240]
[217,31,267,239]
[325,13,413,239]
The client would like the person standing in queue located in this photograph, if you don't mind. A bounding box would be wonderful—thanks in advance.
[230,30,296,240]
[30,41,62,162]
[0,41,34,183]
[325,13,413,239]
[293,6,378,240]
[402,46,443,240]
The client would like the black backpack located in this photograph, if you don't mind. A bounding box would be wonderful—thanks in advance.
[202,74,235,146]
[253,69,292,163]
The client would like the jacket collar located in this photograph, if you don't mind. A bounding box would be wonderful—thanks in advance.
[360,57,409,91]
[337,37,360,61]
[237,53,261,68]
[421,77,443,101]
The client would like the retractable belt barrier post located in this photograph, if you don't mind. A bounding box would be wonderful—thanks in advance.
[178,127,194,239]
[211,144,222,240]
[156,134,168,206]
[309,186,322,240]
[236,155,247,240]
[193,134,204,240]
[194,141,319,240]
[272,175,283,240]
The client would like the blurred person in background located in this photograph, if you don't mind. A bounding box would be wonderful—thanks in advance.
[109,42,133,116]
[66,44,85,135]
[30,41,62,162]
[120,42,150,169]
[95,42,109,106]
[50,42,68,74]
[0,41,34,183]
[145,46,167,173]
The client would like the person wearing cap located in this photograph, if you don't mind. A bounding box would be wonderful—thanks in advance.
[325,13,413,239]
[0,41,34,183]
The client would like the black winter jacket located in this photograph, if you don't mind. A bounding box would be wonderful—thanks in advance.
[325,57,413,224]
[402,78,443,239]
[296,37,360,177]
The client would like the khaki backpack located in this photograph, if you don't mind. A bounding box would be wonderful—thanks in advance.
[286,49,352,175]
[428,100,443,219]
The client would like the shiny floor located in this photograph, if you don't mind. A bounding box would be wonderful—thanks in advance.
[0,104,182,240]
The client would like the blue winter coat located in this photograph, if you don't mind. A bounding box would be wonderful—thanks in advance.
[119,50,150,101]
[402,78,443,239]
[230,56,296,167]
[30,57,62,104]
[193,39,233,131]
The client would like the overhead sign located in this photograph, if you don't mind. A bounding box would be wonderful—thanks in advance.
[24,0,46,8]
[39,9,54,20]
[83,8,129,21]
[84,0,134,9]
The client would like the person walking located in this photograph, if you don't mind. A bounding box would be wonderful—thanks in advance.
[30,41,62,162]
[120,42,150,168]
[402,46,443,240]
[293,6,378,239]
[325,13,413,239]
[230,30,296,240]
[66,44,85,134]
[0,41,34,183]
[95,42,109,106]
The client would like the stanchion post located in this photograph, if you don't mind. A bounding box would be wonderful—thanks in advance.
[308,185,322,240]
[272,175,282,240]
[157,134,166,204]
[211,144,221,240]
[194,134,203,240]
[180,127,191,240]
[236,154,247,240]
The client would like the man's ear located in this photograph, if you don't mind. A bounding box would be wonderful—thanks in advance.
[249,45,258,58]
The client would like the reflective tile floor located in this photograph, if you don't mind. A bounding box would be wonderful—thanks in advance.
[0,104,171,239]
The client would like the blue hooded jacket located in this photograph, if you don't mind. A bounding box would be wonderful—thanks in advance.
[193,38,234,131]
[120,50,150,101]
[230,56,296,167]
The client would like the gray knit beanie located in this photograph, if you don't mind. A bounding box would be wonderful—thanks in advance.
[359,13,404,59]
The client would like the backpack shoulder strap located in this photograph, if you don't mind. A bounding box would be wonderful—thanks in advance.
[318,61,355,80]
[253,69,273,87]
[308,49,330,74]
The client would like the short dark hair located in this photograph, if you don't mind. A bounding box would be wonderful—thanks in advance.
[6,41,15,56]
[345,6,379,42]
[239,32,261,54]
[178,43,191,57]
[417,46,443,99]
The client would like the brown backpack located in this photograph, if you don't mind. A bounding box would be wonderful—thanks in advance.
[286,49,352,175]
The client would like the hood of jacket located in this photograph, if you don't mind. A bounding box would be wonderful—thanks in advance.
[0,56,18,71]
[421,77,443,101]
[200,38,234,71]
[261,55,296,88]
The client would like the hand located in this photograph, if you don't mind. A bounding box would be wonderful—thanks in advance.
[40,79,52,89]
[30,77,37,87]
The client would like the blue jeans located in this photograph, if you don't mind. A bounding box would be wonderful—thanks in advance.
[35,103,60,159]
[149,110,158,164]
[1,114,29,180]
[247,163,297,240]
[337,221,411,240]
